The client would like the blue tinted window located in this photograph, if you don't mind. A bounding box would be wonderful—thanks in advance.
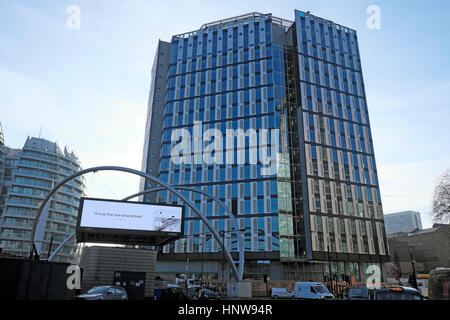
[271,198,278,212]
[271,180,277,195]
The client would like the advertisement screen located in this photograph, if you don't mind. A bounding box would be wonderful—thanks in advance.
[78,198,183,233]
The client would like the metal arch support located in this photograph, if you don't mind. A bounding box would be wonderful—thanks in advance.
[48,231,75,261]
[50,186,245,281]
[28,166,241,282]
[122,186,244,281]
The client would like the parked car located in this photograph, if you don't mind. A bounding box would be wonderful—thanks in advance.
[294,282,334,300]
[271,288,295,299]
[373,286,423,300]
[187,285,202,299]
[154,287,190,300]
[199,287,221,300]
[343,286,373,300]
[75,286,128,300]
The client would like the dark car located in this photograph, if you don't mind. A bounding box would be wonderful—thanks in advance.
[75,286,128,300]
[373,286,423,300]
[155,287,190,300]
[343,286,373,300]
[199,288,221,300]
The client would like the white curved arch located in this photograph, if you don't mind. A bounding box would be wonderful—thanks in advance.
[28,166,241,281]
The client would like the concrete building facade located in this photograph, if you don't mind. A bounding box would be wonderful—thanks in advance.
[385,224,450,278]
[79,246,157,299]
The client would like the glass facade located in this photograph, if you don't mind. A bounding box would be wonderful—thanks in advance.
[0,137,84,262]
[0,123,5,227]
[384,211,422,235]
[157,14,284,256]
[293,10,388,258]
[141,11,389,280]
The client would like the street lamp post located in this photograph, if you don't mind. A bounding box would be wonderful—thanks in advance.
[222,231,225,282]
[185,258,190,286]
[201,233,213,282]
[219,228,246,281]
[408,246,418,289]
[327,244,333,294]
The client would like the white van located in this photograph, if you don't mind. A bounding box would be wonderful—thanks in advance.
[271,288,294,299]
[294,282,334,300]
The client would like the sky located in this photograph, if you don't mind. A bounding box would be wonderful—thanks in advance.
[0,0,449,228]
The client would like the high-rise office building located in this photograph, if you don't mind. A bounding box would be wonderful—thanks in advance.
[141,11,389,281]
[384,211,422,235]
[0,123,5,226]
[0,135,84,263]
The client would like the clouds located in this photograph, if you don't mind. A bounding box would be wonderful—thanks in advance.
[0,68,62,139]
[378,158,450,225]
[368,80,450,227]
[78,99,146,200]
[1,1,449,229]
[368,80,450,159]
[0,65,146,200]
[0,1,153,201]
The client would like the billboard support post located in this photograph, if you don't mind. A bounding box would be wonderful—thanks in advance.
[49,187,245,281]
[28,166,242,282]
[122,186,244,281]
[48,232,75,261]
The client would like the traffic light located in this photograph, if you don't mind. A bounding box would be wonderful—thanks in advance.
[263,274,267,283]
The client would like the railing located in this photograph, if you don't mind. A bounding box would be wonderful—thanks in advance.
[200,12,268,30]
[173,12,294,40]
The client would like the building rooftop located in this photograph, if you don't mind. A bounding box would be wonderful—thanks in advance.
[25,137,62,154]
[24,137,80,163]
[171,10,359,41]
[199,12,294,30]
[173,12,294,40]
[296,9,356,33]
[3,146,21,158]
[385,210,421,217]
[388,223,449,239]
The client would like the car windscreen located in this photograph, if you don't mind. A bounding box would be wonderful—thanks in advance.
[87,287,109,294]
[376,292,422,300]
[349,288,369,297]
[314,285,330,294]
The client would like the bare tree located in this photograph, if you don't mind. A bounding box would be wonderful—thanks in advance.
[432,169,450,224]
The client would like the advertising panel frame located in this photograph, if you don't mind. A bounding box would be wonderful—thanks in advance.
[75,197,185,246]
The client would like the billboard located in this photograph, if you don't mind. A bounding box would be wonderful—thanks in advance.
[76,197,185,246]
